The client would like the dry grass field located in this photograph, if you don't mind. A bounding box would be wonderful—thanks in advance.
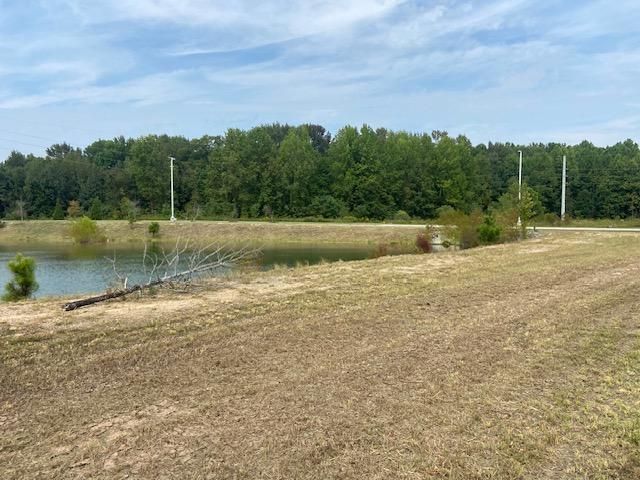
[0,219,424,246]
[1,232,640,479]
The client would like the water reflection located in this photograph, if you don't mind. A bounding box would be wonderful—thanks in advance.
[0,243,372,298]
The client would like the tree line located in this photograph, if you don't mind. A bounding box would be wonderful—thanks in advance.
[0,124,638,221]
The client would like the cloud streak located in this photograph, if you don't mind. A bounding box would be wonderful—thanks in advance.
[0,0,638,160]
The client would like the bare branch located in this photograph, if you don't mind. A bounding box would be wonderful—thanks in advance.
[63,238,261,311]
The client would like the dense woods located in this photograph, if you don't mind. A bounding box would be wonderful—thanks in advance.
[0,124,638,221]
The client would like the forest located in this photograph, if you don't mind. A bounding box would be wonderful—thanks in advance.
[0,124,638,221]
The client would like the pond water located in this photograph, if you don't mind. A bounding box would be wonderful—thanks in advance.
[0,243,373,298]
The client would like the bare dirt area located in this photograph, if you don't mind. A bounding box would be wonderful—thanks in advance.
[1,232,640,479]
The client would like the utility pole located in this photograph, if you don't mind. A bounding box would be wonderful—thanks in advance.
[169,156,176,222]
[561,155,567,221]
[517,150,523,228]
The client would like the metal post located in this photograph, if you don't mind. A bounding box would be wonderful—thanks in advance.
[561,155,567,221]
[517,150,523,228]
[169,156,176,222]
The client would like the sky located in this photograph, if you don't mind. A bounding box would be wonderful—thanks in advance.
[0,0,639,160]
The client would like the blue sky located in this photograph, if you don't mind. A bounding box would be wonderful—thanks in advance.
[0,0,639,160]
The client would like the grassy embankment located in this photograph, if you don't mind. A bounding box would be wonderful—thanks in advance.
[1,231,640,479]
[533,218,640,228]
[0,219,424,247]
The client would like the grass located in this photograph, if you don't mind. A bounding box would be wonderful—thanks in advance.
[0,219,425,246]
[535,217,640,228]
[1,231,640,478]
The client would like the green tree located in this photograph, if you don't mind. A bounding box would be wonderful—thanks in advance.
[2,253,38,301]
[497,182,543,239]
[88,197,103,220]
[52,199,65,220]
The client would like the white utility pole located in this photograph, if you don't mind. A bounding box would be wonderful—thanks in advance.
[169,156,176,222]
[561,155,567,221]
[517,150,523,228]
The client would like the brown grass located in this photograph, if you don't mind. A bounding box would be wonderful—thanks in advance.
[0,219,424,246]
[1,232,640,479]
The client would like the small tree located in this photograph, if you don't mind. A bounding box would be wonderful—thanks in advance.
[52,199,65,220]
[14,199,26,221]
[148,221,160,237]
[478,215,502,244]
[497,182,542,239]
[88,198,103,220]
[2,253,38,301]
[67,200,81,218]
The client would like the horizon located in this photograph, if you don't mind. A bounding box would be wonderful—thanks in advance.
[1,0,639,160]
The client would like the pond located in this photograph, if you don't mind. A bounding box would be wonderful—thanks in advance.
[0,243,373,298]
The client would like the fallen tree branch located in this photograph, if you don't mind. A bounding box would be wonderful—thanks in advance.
[62,240,259,311]
[62,280,163,311]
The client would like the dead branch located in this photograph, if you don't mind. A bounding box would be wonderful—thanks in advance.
[62,240,259,311]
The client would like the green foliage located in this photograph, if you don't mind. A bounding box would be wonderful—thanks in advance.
[2,126,640,222]
[2,253,38,301]
[148,221,160,237]
[51,199,65,220]
[438,208,483,249]
[70,216,102,244]
[393,210,411,222]
[308,195,344,219]
[88,197,104,220]
[477,215,502,244]
[497,182,543,239]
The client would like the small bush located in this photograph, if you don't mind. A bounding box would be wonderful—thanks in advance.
[416,233,433,253]
[0,220,6,229]
[70,216,102,244]
[370,243,389,259]
[438,208,482,249]
[478,215,502,244]
[148,221,160,237]
[3,253,38,301]
[535,212,561,226]
[393,210,411,222]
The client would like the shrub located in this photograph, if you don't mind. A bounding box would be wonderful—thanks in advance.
[535,212,561,226]
[2,253,38,301]
[148,221,160,237]
[393,210,411,222]
[415,233,433,253]
[478,215,502,244]
[370,243,389,258]
[70,216,102,244]
[0,220,6,229]
[438,208,483,249]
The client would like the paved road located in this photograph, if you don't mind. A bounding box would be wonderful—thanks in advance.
[530,226,640,233]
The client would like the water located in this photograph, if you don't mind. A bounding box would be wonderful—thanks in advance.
[0,243,372,298]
